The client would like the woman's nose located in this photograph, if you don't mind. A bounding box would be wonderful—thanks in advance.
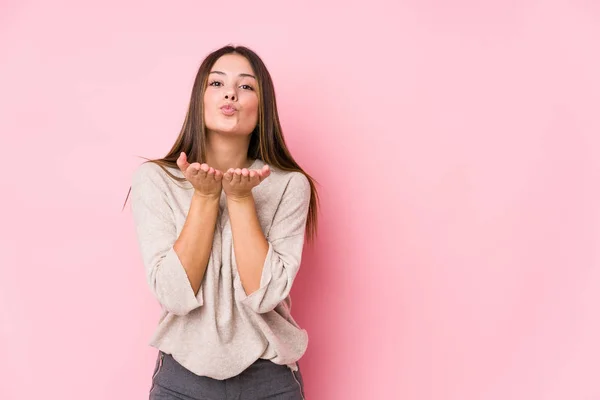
[224,89,236,101]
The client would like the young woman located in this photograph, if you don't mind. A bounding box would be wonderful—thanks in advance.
[127,45,319,399]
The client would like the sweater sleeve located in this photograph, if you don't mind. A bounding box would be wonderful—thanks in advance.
[234,172,311,314]
[130,163,204,316]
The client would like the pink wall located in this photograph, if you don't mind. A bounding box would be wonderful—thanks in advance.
[1,1,599,399]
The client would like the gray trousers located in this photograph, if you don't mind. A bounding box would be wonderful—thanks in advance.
[149,351,306,400]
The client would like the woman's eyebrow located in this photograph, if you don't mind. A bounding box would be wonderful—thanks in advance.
[209,70,256,79]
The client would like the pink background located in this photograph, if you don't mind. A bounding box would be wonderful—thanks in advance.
[1,1,599,399]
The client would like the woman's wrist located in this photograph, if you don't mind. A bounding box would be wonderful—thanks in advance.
[226,193,254,204]
[193,190,221,202]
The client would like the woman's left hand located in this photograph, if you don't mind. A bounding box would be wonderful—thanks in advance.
[223,165,271,200]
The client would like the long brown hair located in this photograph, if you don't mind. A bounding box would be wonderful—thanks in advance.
[122,45,319,241]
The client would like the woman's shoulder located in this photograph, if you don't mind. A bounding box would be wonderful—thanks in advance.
[131,161,182,189]
[263,163,310,198]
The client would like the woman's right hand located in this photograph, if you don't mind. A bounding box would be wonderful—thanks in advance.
[176,152,223,199]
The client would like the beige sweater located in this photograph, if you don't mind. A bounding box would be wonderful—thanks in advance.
[130,158,310,380]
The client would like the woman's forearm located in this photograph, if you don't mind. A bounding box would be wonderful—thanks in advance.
[227,195,269,295]
[173,192,220,295]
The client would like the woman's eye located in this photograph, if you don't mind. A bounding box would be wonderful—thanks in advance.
[240,84,254,90]
[209,81,222,87]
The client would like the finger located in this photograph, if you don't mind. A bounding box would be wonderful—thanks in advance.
[176,152,190,173]
[224,168,234,182]
[206,167,215,180]
[232,169,242,184]
[249,171,260,185]
[206,167,215,181]
[258,165,271,181]
[255,165,270,175]
[214,169,223,181]
[189,163,201,175]
[197,163,209,178]
[241,168,250,184]
[249,170,259,181]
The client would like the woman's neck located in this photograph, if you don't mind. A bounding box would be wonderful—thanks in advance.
[205,132,253,172]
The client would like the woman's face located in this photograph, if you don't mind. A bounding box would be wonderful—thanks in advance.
[203,54,259,137]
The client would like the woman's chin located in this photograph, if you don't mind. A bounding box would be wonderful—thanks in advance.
[209,127,252,137]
